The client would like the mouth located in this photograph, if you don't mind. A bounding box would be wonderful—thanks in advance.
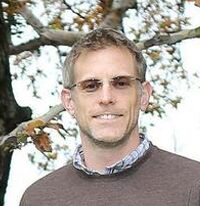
[93,114,123,120]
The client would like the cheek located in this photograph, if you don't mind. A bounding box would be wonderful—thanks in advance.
[73,98,89,120]
[128,95,141,115]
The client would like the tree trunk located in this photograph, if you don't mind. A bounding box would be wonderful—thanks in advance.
[0,3,32,206]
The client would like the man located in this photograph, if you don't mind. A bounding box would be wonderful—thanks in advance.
[20,28,200,206]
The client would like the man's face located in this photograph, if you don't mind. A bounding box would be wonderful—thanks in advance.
[62,46,151,148]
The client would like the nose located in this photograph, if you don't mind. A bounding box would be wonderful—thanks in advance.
[98,83,116,105]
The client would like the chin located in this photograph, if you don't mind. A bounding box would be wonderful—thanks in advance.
[89,133,128,148]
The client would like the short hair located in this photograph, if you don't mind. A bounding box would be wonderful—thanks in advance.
[63,27,147,88]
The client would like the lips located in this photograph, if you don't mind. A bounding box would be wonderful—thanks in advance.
[93,114,123,120]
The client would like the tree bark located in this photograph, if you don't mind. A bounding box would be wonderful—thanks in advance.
[0,3,31,206]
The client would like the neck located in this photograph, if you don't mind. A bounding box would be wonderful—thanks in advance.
[80,130,140,172]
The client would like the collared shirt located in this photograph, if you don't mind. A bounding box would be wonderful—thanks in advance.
[73,134,150,175]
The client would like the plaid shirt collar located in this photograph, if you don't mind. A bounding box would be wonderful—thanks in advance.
[73,134,151,175]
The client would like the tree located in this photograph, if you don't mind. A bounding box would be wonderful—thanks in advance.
[0,0,200,205]
[0,2,32,205]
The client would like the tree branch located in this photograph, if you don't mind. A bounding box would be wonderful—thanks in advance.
[100,0,137,29]
[0,104,64,147]
[9,26,200,55]
[18,3,45,34]
[137,27,200,50]
[9,38,43,55]
[16,1,84,47]
[9,30,84,55]
[41,29,84,46]
[13,0,200,55]
[62,0,85,19]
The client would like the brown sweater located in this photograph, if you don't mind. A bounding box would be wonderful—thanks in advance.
[20,145,200,206]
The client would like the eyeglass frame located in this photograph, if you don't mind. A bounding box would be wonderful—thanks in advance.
[68,75,143,93]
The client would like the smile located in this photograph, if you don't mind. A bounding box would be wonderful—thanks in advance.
[94,114,123,120]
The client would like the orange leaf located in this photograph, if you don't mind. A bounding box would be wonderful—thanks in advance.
[33,132,52,152]
[149,51,160,60]
[195,0,200,7]
[3,0,28,15]
[25,119,46,135]
[49,17,63,30]
[160,19,173,29]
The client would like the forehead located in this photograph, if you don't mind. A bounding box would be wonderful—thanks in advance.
[73,46,138,81]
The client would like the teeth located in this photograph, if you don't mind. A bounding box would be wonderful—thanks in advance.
[97,114,119,120]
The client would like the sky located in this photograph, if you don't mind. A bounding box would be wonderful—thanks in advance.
[4,2,200,206]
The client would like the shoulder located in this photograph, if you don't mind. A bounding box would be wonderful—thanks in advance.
[28,163,76,188]
[151,146,200,202]
[152,145,200,165]
[32,165,72,187]
[150,145,200,177]
[20,163,77,205]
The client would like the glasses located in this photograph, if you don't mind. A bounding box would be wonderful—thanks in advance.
[69,75,142,93]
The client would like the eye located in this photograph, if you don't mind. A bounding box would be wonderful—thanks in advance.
[113,76,131,89]
[80,79,101,92]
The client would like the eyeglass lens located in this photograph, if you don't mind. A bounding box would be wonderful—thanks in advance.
[77,76,139,93]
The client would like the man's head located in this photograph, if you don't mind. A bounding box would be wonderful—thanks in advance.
[63,27,147,89]
[62,28,152,149]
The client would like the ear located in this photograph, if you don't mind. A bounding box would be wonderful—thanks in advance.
[140,81,152,111]
[61,88,75,116]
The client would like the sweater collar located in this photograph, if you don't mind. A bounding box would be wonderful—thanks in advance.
[73,134,151,176]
